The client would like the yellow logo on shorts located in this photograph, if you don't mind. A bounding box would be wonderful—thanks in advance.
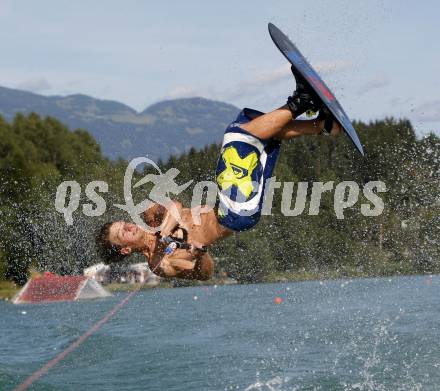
[217,146,258,199]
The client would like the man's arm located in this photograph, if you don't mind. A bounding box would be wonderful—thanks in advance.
[155,252,214,281]
[143,203,167,229]
[143,200,183,235]
[159,200,183,237]
[173,252,214,281]
[182,207,232,247]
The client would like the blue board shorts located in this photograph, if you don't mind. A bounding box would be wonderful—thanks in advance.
[215,108,281,231]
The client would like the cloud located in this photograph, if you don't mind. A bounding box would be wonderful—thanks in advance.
[413,100,440,122]
[16,77,52,93]
[165,85,199,99]
[357,74,390,96]
[225,59,354,102]
[223,65,289,101]
[239,65,291,88]
[389,96,412,107]
[163,59,355,107]
[314,60,354,75]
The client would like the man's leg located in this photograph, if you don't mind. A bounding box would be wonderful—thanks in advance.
[241,106,340,141]
[241,65,325,140]
[214,73,322,233]
[240,105,293,140]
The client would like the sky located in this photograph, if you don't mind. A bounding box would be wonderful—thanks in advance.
[0,0,439,136]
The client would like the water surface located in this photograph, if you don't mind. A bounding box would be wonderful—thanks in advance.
[1,275,439,390]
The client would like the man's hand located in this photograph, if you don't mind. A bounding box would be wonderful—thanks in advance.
[160,200,183,237]
[329,121,342,136]
[317,118,342,136]
[317,109,342,137]
[188,239,207,256]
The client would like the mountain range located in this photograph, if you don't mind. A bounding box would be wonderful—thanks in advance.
[0,85,240,161]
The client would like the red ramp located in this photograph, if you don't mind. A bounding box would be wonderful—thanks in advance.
[12,272,112,304]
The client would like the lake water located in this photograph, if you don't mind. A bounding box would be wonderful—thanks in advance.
[1,275,439,390]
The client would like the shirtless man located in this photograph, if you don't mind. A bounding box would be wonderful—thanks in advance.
[96,69,342,280]
[97,202,230,280]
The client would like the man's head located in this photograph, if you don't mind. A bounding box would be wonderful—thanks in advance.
[96,221,146,262]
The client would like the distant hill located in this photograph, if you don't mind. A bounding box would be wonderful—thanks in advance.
[0,86,240,161]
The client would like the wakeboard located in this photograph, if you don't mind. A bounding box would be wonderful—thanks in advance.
[268,23,364,156]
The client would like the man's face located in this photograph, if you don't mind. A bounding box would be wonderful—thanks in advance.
[108,221,144,248]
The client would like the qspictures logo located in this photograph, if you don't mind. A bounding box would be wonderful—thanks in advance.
[54,157,386,229]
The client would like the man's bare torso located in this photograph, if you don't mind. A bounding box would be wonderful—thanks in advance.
[141,204,231,279]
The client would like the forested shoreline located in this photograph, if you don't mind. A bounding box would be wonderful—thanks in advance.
[0,113,439,290]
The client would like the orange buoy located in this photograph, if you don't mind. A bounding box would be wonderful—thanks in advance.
[274,297,283,304]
